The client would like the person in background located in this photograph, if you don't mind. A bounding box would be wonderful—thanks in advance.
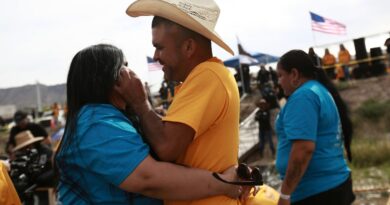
[51,102,61,127]
[384,37,390,70]
[254,99,275,158]
[338,44,351,81]
[159,80,170,109]
[55,44,242,205]
[257,64,270,90]
[11,130,55,204]
[275,50,354,205]
[322,48,337,80]
[308,47,322,68]
[5,110,50,159]
[144,82,154,107]
[269,66,278,86]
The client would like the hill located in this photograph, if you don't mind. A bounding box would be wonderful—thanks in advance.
[0,83,66,110]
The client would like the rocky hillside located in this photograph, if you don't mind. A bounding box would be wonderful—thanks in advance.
[0,83,66,109]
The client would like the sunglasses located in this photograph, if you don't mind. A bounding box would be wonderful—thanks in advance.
[212,163,263,186]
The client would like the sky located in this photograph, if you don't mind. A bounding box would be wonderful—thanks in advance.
[1,0,390,92]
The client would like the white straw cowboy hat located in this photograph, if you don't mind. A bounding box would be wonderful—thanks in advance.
[12,131,44,152]
[126,0,234,55]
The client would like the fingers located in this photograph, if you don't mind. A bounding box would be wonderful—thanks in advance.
[253,186,260,196]
[239,186,253,204]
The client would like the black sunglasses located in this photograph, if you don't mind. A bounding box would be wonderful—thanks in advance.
[212,163,263,186]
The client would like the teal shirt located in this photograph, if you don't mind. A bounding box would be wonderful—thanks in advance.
[57,104,162,205]
[275,80,350,202]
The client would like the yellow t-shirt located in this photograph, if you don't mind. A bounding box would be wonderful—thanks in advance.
[0,162,22,205]
[163,58,240,205]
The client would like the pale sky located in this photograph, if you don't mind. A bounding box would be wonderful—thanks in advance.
[1,0,389,91]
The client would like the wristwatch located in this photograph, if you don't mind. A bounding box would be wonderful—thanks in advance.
[279,193,291,200]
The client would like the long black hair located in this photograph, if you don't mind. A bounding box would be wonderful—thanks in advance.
[277,49,353,162]
[55,44,125,202]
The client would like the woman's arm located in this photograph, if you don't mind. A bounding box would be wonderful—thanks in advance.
[278,140,315,205]
[119,155,239,200]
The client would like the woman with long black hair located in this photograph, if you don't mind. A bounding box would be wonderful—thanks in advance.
[275,50,355,205]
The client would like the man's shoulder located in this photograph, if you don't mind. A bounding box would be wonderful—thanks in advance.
[10,126,20,133]
[27,122,44,128]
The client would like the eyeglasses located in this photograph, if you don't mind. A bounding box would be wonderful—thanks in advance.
[212,163,263,186]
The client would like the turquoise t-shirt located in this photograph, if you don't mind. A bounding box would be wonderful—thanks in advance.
[57,104,162,205]
[275,80,350,202]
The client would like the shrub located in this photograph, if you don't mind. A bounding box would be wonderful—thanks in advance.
[355,99,390,122]
[351,138,390,168]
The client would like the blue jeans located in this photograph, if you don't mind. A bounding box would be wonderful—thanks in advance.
[342,65,350,80]
[259,130,275,156]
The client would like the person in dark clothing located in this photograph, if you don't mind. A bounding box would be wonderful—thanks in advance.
[385,37,390,68]
[269,66,278,85]
[308,47,322,68]
[254,99,275,157]
[5,111,50,158]
[242,64,252,94]
[385,37,390,54]
[10,130,54,204]
[257,65,270,89]
[274,83,286,101]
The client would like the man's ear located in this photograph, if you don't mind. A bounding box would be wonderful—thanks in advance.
[183,38,196,58]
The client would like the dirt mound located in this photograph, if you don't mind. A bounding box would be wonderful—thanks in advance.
[339,75,390,111]
[240,75,390,120]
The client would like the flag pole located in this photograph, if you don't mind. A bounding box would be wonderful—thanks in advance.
[309,11,321,66]
[236,35,247,95]
[312,30,318,47]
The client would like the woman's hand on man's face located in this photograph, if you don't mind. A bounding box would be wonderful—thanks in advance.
[115,67,148,111]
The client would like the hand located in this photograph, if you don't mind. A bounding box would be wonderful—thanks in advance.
[218,165,258,201]
[236,164,259,203]
[217,165,240,199]
[114,68,149,115]
[154,107,166,116]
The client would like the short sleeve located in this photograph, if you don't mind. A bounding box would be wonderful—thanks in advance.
[283,90,320,141]
[79,120,150,186]
[163,70,227,137]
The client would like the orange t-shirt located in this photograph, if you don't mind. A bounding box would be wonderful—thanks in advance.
[163,58,240,205]
[323,54,336,66]
[338,50,351,65]
[0,162,22,205]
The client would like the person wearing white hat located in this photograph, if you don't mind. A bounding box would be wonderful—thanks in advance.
[9,131,54,203]
[56,44,243,205]
[11,130,53,167]
[120,0,243,204]
[5,110,50,157]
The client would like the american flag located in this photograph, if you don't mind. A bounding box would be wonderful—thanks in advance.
[310,12,346,35]
[147,56,163,72]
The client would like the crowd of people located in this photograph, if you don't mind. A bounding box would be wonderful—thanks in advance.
[308,43,389,81]
[4,0,390,204]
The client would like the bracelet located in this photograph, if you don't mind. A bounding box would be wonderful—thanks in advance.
[279,193,291,200]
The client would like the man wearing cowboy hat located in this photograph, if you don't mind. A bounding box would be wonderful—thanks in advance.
[5,110,51,157]
[118,0,242,204]
[9,131,54,203]
[11,130,53,170]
